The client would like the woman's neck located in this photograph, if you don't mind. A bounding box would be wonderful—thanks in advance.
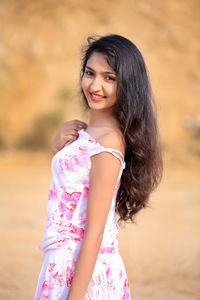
[87,109,119,129]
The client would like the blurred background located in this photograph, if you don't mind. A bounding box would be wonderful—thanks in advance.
[0,0,199,299]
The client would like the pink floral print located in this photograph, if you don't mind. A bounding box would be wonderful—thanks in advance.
[66,266,73,287]
[58,191,81,220]
[48,182,57,201]
[35,128,131,299]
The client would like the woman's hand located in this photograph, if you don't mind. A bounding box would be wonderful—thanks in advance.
[51,120,88,155]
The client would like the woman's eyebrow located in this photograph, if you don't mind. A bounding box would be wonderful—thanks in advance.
[85,65,116,75]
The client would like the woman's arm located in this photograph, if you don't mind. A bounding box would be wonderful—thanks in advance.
[67,145,122,300]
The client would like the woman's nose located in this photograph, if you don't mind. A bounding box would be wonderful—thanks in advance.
[90,76,102,92]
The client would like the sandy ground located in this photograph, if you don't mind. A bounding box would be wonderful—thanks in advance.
[0,150,200,300]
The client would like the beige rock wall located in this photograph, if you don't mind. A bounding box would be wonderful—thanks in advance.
[0,0,199,151]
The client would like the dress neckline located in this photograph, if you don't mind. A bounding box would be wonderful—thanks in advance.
[79,128,125,162]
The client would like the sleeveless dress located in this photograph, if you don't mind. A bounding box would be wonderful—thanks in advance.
[35,128,131,300]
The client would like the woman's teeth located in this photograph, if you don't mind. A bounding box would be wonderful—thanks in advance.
[92,94,105,98]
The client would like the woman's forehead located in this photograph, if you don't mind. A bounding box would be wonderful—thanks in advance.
[86,52,115,73]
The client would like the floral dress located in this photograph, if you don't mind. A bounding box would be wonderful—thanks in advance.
[35,128,131,300]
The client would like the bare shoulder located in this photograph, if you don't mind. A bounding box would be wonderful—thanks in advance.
[97,129,126,157]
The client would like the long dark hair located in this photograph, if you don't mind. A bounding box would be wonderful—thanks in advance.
[80,34,163,223]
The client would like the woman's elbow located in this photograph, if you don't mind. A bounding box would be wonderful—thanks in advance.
[84,225,105,241]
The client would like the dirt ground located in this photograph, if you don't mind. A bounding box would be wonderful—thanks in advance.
[0,150,200,300]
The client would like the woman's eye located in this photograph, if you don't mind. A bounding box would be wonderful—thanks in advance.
[105,76,115,81]
[85,70,93,76]
[84,71,115,81]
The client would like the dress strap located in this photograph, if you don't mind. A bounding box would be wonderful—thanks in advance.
[100,147,126,170]
[80,128,126,170]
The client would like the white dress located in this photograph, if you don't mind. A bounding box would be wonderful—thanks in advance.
[35,128,131,299]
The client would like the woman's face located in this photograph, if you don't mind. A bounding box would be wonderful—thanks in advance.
[81,51,117,111]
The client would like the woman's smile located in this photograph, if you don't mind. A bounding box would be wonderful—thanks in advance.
[89,92,106,102]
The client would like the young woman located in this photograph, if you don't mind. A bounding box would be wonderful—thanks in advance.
[35,34,163,300]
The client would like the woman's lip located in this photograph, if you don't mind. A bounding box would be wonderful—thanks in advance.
[89,92,106,102]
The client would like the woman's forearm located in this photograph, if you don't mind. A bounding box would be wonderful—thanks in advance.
[67,231,103,300]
